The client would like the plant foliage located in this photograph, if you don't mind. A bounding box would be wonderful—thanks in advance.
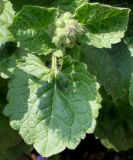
[0,0,133,159]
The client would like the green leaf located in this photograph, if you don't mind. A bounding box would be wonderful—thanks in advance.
[10,0,46,11]
[0,0,15,28]
[0,0,4,14]
[10,0,88,12]
[66,45,81,60]
[0,47,26,79]
[95,93,133,151]
[4,54,101,157]
[0,0,15,45]
[10,6,58,55]
[53,50,63,57]
[16,53,54,82]
[75,3,130,48]
[45,0,88,7]
[100,139,118,151]
[81,42,133,100]
[48,0,88,12]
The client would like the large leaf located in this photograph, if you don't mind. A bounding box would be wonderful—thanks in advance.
[4,54,101,157]
[95,92,133,151]
[75,3,130,48]
[0,0,15,45]
[81,42,133,100]
[10,6,58,55]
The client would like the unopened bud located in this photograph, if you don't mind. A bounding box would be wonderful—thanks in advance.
[53,12,84,48]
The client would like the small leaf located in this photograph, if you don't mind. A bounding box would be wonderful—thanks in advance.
[100,139,118,151]
[10,6,58,55]
[75,3,130,48]
[4,55,101,157]
[53,50,63,57]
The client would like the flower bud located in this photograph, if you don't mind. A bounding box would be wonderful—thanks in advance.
[53,12,84,48]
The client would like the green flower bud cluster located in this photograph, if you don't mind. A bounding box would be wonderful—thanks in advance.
[53,12,84,48]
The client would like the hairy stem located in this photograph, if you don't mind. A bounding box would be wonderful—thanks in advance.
[52,55,58,77]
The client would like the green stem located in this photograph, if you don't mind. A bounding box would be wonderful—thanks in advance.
[52,55,58,77]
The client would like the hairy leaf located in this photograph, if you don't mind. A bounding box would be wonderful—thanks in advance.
[4,54,101,157]
[10,6,58,55]
[75,3,130,48]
